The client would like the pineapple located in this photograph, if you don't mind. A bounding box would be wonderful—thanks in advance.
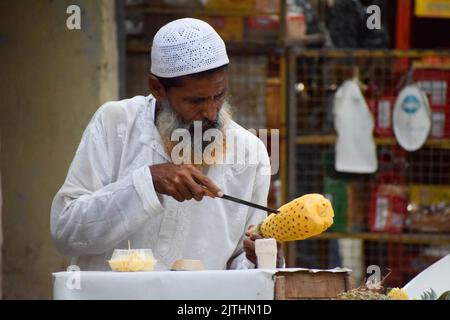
[388,287,409,300]
[254,193,334,242]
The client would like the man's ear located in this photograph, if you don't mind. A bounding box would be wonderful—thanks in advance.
[148,75,166,101]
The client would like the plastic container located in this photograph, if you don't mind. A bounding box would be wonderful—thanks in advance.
[108,249,156,272]
[255,238,277,269]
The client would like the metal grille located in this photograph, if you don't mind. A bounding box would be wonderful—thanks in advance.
[227,56,268,129]
[290,50,450,288]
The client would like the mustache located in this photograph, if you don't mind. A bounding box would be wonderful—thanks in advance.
[157,100,230,130]
[188,119,220,134]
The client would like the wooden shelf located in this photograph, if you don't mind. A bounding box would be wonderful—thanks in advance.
[296,134,336,145]
[125,5,279,17]
[296,134,450,148]
[310,232,450,245]
[288,49,450,58]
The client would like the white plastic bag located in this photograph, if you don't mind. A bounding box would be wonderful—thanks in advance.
[334,80,378,173]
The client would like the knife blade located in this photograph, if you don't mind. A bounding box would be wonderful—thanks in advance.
[220,194,280,214]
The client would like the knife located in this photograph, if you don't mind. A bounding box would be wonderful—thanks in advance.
[220,194,280,214]
[202,187,280,213]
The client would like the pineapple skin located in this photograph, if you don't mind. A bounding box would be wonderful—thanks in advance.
[259,194,334,242]
[336,288,390,300]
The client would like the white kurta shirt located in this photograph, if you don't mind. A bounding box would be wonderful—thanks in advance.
[51,95,271,271]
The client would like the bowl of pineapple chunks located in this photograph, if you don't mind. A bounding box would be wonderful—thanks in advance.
[108,249,156,272]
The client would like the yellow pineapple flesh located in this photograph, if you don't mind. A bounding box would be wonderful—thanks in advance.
[257,193,334,242]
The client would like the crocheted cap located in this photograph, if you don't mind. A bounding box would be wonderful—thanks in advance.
[151,18,229,78]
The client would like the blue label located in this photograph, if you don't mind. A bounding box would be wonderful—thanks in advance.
[401,95,421,114]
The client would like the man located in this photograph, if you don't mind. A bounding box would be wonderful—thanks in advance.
[51,18,278,271]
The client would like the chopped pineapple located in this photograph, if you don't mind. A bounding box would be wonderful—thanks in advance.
[109,251,156,272]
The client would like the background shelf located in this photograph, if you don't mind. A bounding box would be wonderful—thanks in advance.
[296,135,450,148]
[314,232,450,245]
[125,4,279,16]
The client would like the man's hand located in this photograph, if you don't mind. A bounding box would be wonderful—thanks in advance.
[244,225,262,265]
[244,225,283,267]
[150,163,222,202]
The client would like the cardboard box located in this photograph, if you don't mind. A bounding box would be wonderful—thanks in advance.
[414,68,450,137]
[246,15,280,42]
[286,13,306,42]
[197,15,244,42]
[204,0,254,12]
[254,0,280,13]
[407,185,450,233]
[410,184,450,205]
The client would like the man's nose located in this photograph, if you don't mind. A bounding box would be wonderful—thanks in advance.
[202,98,218,122]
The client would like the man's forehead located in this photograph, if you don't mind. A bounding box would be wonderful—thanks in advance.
[178,71,228,94]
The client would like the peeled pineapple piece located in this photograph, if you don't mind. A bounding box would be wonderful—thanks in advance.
[256,193,334,242]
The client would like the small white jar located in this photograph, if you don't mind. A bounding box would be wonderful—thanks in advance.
[255,238,277,269]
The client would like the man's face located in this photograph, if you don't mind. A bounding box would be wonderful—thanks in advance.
[153,69,231,168]
[163,69,228,128]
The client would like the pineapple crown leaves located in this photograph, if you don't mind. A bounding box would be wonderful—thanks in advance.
[421,288,437,300]
[420,289,450,300]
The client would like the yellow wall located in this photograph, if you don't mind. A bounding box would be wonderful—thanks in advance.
[0,0,118,299]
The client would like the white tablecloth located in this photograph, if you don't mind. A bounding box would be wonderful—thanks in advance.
[53,269,276,300]
[53,268,351,300]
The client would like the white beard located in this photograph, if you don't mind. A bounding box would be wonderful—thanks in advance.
[155,100,232,169]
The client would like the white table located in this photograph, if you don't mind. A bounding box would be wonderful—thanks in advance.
[53,269,276,300]
[53,268,351,300]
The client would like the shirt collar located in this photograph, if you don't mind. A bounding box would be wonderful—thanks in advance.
[139,95,171,162]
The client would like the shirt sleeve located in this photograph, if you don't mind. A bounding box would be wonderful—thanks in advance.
[50,106,163,257]
[227,139,271,270]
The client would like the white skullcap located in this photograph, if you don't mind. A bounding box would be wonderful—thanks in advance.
[151,18,229,78]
